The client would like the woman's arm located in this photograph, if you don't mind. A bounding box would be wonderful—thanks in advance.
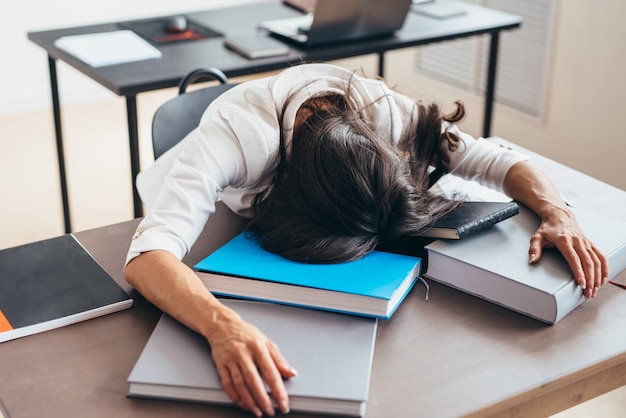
[502,160,609,298]
[124,251,296,417]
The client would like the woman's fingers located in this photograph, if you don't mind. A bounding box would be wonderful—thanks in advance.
[210,317,296,417]
[529,225,609,299]
[261,341,297,414]
[217,363,254,414]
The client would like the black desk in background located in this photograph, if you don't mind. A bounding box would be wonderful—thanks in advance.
[28,0,521,232]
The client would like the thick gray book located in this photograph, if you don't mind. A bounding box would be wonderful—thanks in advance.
[423,205,626,324]
[127,299,377,417]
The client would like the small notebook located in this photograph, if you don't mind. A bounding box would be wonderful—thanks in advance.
[223,34,290,59]
[417,201,519,239]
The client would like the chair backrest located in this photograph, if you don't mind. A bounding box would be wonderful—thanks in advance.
[151,68,236,160]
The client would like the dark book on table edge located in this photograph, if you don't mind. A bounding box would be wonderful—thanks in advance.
[0,234,133,343]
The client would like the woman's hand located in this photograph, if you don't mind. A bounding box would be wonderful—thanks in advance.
[529,206,609,298]
[503,161,609,298]
[208,310,298,417]
[124,250,297,416]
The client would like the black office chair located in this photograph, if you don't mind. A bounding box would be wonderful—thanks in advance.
[151,68,237,159]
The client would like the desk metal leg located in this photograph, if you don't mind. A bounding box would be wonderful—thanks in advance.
[378,52,385,78]
[125,95,143,218]
[48,56,72,233]
[483,31,500,138]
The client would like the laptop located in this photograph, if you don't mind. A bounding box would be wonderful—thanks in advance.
[261,0,413,46]
[283,0,318,13]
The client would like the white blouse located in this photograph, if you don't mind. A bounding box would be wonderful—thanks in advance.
[126,63,527,265]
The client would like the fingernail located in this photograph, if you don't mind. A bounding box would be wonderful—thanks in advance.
[529,253,536,263]
[251,406,263,417]
[290,367,299,377]
[579,277,586,290]
[279,400,290,414]
[264,405,276,417]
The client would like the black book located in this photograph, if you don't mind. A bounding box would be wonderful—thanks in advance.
[0,234,133,343]
[417,201,519,239]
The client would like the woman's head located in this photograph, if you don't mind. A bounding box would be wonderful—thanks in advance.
[248,93,463,263]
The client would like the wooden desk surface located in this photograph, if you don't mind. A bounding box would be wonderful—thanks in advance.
[1,139,625,418]
[27,1,520,96]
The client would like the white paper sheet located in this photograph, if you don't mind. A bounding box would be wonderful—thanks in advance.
[54,30,162,67]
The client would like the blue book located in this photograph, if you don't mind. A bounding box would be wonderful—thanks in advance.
[194,233,421,319]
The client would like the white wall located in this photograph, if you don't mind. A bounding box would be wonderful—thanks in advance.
[390,0,626,192]
[0,0,262,115]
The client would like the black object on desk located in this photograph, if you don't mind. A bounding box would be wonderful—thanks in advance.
[0,234,133,343]
[27,0,520,233]
[121,16,222,44]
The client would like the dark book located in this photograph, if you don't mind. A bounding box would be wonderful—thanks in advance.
[194,232,421,319]
[128,299,377,417]
[0,234,133,343]
[417,201,519,239]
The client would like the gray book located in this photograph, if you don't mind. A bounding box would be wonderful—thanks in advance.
[423,205,626,324]
[127,299,377,417]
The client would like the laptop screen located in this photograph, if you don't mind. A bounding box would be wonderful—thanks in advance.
[264,0,412,46]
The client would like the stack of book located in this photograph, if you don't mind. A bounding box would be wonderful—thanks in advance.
[128,233,424,416]
[422,204,626,324]
[421,174,626,325]
[126,189,626,415]
[194,232,422,319]
[125,201,520,416]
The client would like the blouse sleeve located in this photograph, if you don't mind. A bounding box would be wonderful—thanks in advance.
[125,81,280,266]
[443,125,529,193]
[125,122,243,266]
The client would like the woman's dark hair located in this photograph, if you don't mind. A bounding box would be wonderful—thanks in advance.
[247,82,466,263]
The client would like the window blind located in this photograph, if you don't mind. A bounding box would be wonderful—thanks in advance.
[415,0,557,117]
